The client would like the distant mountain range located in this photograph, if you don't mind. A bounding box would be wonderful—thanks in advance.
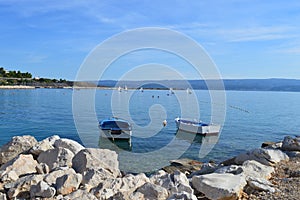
[95,79,300,92]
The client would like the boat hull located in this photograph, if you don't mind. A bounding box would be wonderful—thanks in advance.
[99,129,132,140]
[175,118,220,135]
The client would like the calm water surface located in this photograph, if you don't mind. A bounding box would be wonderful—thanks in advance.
[1,89,299,172]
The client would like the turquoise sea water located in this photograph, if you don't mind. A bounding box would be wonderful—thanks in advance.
[1,89,300,172]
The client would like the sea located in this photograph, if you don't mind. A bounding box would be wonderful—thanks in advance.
[1,88,300,172]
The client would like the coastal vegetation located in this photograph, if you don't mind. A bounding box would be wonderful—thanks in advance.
[0,67,73,87]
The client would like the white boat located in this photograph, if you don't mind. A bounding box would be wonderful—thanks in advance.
[118,86,122,92]
[175,117,220,135]
[99,117,132,140]
[186,88,192,94]
[169,88,175,94]
[124,85,128,91]
[140,87,144,92]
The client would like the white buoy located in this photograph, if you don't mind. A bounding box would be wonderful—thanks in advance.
[163,120,167,127]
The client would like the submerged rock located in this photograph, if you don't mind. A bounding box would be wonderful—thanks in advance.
[0,135,37,165]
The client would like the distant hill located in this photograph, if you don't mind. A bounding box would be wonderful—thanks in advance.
[97,79,300,92]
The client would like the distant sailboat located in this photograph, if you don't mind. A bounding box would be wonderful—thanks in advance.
[118,86,122,92]
[186,88,192,94]
[140,87,144,92]
[169,88,175,94]
[124,85,128,91]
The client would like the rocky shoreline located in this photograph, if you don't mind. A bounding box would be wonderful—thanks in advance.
[0,135,299,200]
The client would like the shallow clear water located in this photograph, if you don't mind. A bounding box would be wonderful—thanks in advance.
[1,89,300,172]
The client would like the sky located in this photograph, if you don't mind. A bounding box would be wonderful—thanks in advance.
[1,0,300,80]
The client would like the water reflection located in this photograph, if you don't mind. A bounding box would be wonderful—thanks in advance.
[98,136,132,152]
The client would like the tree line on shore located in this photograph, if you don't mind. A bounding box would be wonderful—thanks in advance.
[0,67,72,87]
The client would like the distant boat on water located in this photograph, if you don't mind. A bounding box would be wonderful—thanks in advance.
[175,117,220,135]
[118,86,122,92]
[124,85,128,91]
[140,87,144,92]
[169,88,175,94]
[186,88,192,94]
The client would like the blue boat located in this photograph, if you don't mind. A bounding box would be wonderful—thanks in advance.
[99,117,132,140]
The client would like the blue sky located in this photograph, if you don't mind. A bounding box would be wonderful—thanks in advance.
[1,0,300,80]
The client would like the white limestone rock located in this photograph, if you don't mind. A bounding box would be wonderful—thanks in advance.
[0,135,37,165]
[134,182,169,200]
[234,148,289,166]
[37,147,74,170]
[30,180,56,198]
[54,138,85,155]
[192,173,247,200]
[55,172,82,195]
[44,168,76,186]
[150,170,194,195]
[0,154,38,179]
[72,148,120,177]
[30,135,60,156]
[242,160,274,180]
[5,174,44,199]
[91,173,149,199]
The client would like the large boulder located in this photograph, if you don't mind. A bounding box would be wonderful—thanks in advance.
[30,180,56,198]
[281,136,300,151]
[192,173,247,200]
[54,138,85,155]
[55,172,82,195]
[234,148,289,166]
[44,168,76,186]
[150,170,194,195]
[37,147,74,171]
[246,177,276,193]
[91,173,149,199]
[5,174,44,199]
[72,148,119,177]
[0,193,6,200]
[0,154,38,180]
[133,182,169,200]
[63,189,98,200]
[167,192,197,200]
[30,135,60,156]
[242,160,274,180]
[81,167,114,189]
[0,135,37,165]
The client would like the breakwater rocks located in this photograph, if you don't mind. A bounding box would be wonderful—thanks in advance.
[0,135,299,200]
